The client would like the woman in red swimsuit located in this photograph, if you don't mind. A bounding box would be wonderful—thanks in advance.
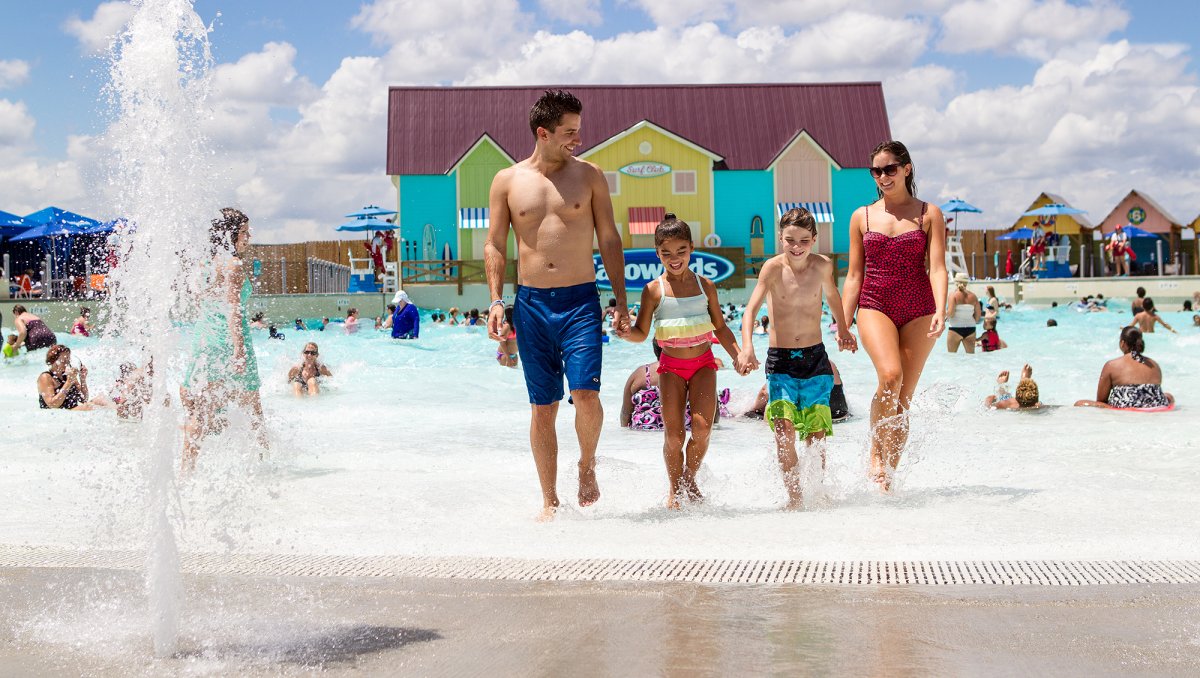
[841,140,947,492]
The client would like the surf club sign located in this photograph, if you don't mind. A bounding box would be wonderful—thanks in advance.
[618,161,671,178]
[594,249,735,291]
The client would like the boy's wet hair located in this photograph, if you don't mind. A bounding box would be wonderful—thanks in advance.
[654,212,693,247]
[529,89,582,136]
[1015,379,1039,408]
[1141,297,1155,313]
[779,207,817,237]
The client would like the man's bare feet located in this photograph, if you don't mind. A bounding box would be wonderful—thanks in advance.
[578,462,600,507]
[665,493,683,510]
[536,505,557,522]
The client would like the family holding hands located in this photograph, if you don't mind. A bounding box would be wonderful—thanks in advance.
[486,90,945,519]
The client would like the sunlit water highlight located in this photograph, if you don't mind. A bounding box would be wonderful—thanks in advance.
[3,305,1198,563]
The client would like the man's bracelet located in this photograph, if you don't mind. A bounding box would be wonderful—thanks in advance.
[489,299,505,309]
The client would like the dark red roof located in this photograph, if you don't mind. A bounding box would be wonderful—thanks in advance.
[387,83,891,175]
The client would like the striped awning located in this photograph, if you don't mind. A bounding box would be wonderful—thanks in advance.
[777,201,834,223]
[628,206,666,235]
[459,207,489,230]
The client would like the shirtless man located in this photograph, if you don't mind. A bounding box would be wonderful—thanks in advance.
[485,90,630,521]
[1127,297,1176,334]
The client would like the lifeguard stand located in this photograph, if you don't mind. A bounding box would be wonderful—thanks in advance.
[347,248,397,293]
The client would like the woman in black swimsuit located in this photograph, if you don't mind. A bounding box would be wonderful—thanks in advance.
[1074,327,1174,410]
[37,344,111,410]
[13,305,57,352]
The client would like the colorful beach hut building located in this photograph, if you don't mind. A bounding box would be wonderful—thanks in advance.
[1096,190,1192,275]
[997,192,1094,276]
[385,84,889,267]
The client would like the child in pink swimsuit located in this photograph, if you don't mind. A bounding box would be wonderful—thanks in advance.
[626,213,745,509]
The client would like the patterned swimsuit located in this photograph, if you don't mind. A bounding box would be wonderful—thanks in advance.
[858,202,937,328]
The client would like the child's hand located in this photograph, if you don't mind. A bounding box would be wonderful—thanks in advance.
[737,348,759,374]
[836,327,857,353]
[997,370,1010,384]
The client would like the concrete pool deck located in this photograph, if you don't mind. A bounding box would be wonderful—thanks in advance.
[3,552,1200,676]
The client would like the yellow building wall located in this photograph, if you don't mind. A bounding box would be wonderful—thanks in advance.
[582,127,715,249]
[1012,193,1088,235]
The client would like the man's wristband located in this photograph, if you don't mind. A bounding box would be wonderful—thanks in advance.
[489,299,505,309]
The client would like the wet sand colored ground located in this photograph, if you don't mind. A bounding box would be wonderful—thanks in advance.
[3,566,1199,676]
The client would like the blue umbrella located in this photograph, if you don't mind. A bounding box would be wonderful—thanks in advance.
[997,227,1036,241]
[9,222,84,241]
[1023,203,1086,217]
[345,205,397,219]
[941,199,982,214]
[336,217,399,232]
[1115,224,1157,238]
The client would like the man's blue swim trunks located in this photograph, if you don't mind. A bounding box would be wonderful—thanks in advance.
[513,282,603,405]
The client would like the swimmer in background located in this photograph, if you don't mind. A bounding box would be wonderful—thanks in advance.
[294,318,308,332]
[984,364,1042,410]
[495,305,519,368]
[447,307,461,326]
[979,317,1007,352]
[71,307,93,337]
[3,334,19,360]
[249,312,268,330]
[1127,297,1175,334]
[1075,326,1174,410]
[1193,314,1199,327]
[740,207,857,509]
[288,342,332,397]
[344,308,360,334]
[112,360,154,420]
[753,316,769,335]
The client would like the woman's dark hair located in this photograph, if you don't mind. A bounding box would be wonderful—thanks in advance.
[209,207,249,258]
[45,344,69,365]
[1183,300,1193,311]
[1136,286,1146,297]
[761,316,770,328]
[1120,326,1146,363]
[387,304,396,313]
[1141,297,1155,313]
[469,308,480,319]
[504,305,514,325]
[870,140,916,197]
[80,307,91,317]
[654,212,693,247]
[347,307,357,317]
[529,89,582,136]
[12,305,27,316]
[251,311,265,322]
[608,298,617,308]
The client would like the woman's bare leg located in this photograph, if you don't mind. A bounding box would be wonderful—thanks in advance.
[856,310,903,488]
[884,314,939,488]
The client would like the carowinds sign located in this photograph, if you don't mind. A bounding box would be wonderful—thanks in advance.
[593,249,736,291]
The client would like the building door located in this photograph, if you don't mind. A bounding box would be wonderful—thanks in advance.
[750,215,764,257]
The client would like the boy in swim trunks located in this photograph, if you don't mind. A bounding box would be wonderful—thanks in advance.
[739,208,857,510]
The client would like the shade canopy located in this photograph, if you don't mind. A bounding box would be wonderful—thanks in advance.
[1113,225,1158,238]
[1023,203,1086,217]
[336,217,398,232]
[345,205,398,219]
[0,210,27,238]
[23,206,102,228]
[996,228,1037,241]
[940,199,982,214]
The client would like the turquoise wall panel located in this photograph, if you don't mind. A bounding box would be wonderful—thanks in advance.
[714,170,775,254]
[399,174,458,259]
[831,168,878,254]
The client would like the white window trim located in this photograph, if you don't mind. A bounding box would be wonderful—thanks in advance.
[672,170,697,195]
[604,171,621,196]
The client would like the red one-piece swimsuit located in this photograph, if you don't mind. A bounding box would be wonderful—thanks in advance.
[857,201,937,328]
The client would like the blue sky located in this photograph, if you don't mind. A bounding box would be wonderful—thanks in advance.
[1,1,1197,241]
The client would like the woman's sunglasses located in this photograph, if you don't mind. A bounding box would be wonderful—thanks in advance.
[304,350,318,356]
[869,163,902,178]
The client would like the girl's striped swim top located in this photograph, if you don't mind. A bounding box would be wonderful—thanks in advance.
[653,273,716,348]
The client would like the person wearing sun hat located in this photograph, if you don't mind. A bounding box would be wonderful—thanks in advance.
[945,272,980,353]
[390,289,420,339]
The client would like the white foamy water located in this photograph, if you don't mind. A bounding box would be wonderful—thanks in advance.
[1,304,1197,562]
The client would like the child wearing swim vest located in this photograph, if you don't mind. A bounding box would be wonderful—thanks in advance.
[626,213,745,509]
[3,334,18,359]
[738,207,857,510]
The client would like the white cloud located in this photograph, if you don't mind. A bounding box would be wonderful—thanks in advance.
[940,0,1129,59]
[0,60,31,90]
[623,0,732,27]
[211,42,317,107]
[536,0,602,26]
[894,39,1200,227]
[63,1,136,55]
[0,99,36,145]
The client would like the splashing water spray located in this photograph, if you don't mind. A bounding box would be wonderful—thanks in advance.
[105,0,216,657]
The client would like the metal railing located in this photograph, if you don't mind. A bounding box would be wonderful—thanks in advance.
[307,257,350,294]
